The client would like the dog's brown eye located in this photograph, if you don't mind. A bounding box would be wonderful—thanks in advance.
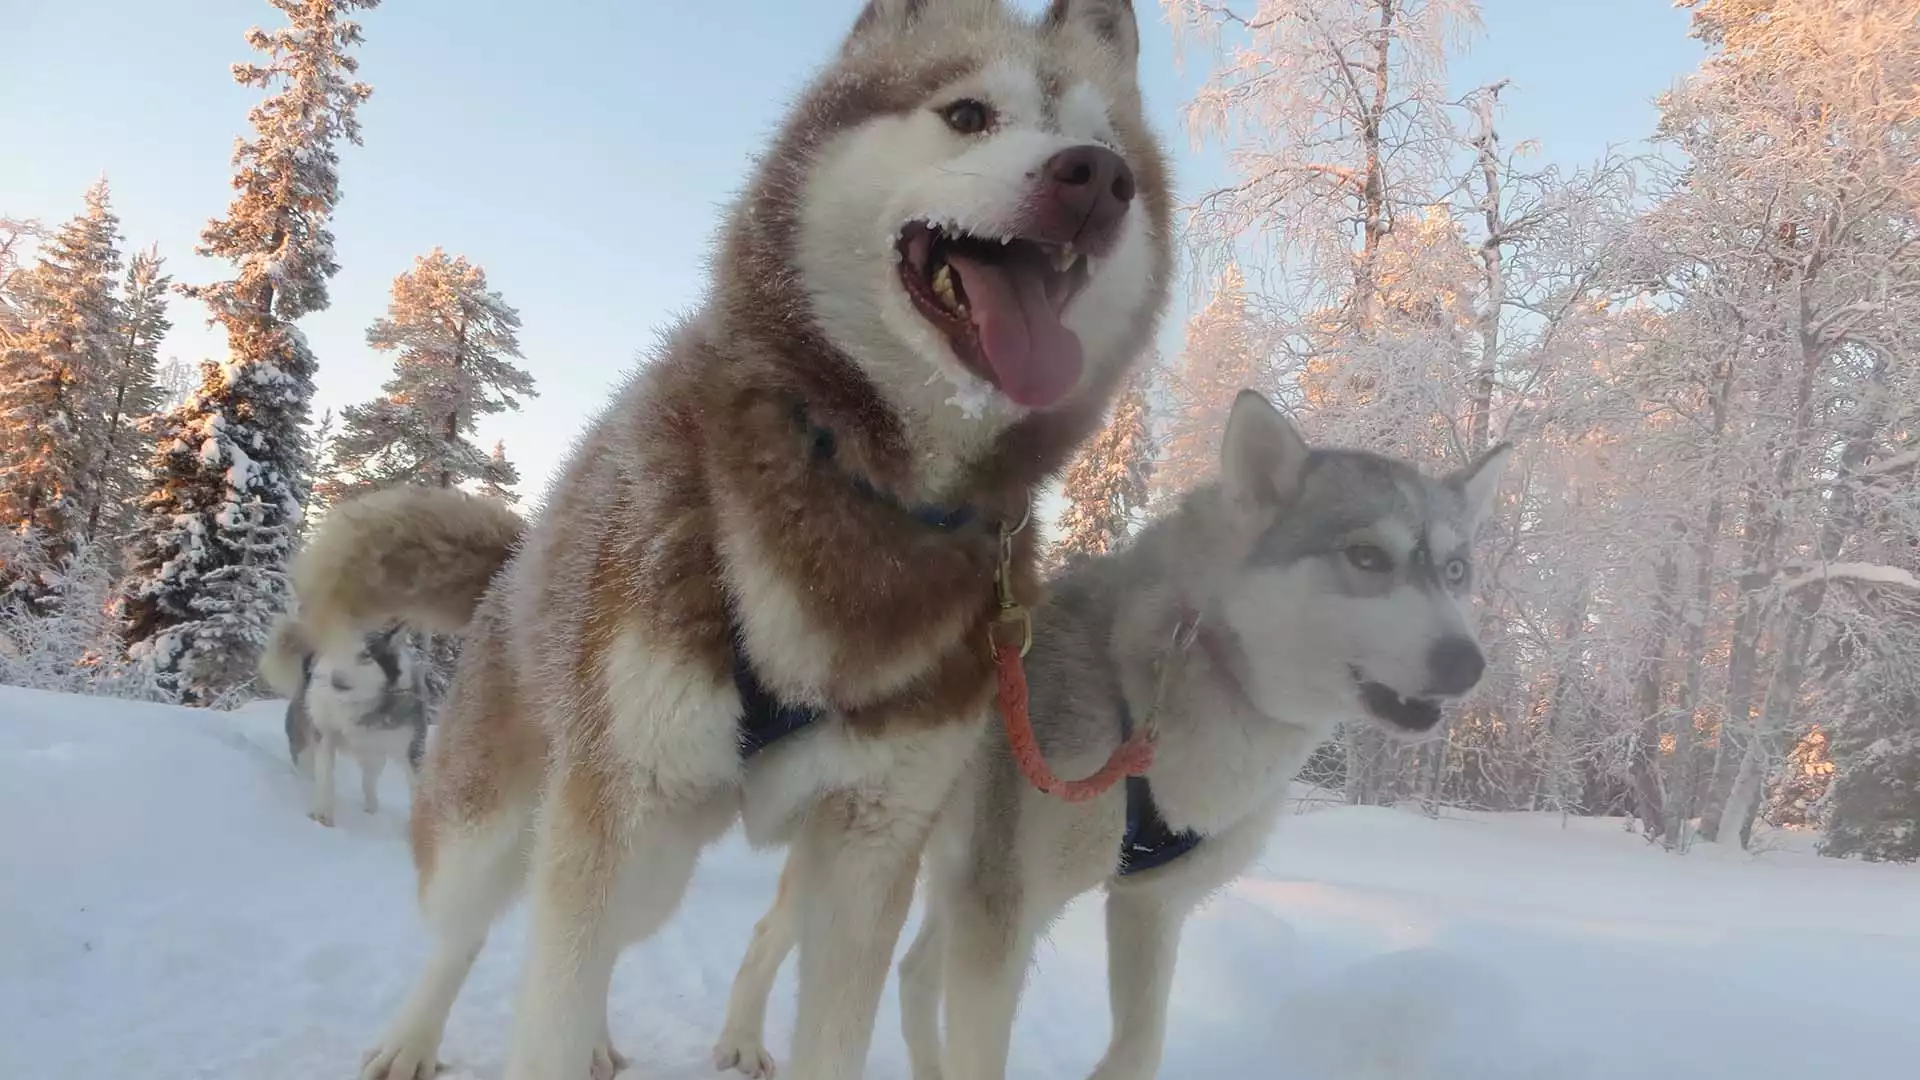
[1345,544,1391,573]
[941,99,992,135]
[1444,558,1469,586]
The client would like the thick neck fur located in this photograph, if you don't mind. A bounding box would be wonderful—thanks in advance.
[1034,484,1355,835]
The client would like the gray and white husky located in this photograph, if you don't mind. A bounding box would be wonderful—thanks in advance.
[267,622,429,828]
[712,390,1510,1080]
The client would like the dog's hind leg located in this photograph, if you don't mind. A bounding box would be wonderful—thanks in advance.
[937,893,1036,1080]
[308,731,338,827]
[361,802,529,1080]
[359,752,385,814]
[897,901,948,1080]
[1084,888,1185,1080]
[712,851,797,1078]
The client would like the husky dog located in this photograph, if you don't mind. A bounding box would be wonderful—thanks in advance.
[263,621,429,828]
[280,3,1172,1079]
[712,390,1510,1080]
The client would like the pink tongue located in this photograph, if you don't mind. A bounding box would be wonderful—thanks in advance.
[944,253,1083,409]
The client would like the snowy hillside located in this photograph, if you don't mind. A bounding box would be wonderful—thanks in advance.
[5,686,1919,1080]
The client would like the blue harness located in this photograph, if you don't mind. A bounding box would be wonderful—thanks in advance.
[1116,700,1204,876]
[733,402,987,760]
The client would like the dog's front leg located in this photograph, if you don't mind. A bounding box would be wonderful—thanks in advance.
[784,787,933,1080]
[1085,888,1186,1080]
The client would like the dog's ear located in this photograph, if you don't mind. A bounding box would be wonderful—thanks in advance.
[1447,441,1512,527]
[1221,389,1309,519]
[1046,0,1140,66]
[842,0,1000,53]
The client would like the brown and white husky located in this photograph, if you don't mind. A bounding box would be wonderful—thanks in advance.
[274,2,1173,1078]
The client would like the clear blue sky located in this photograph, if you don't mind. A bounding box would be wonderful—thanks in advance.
[0,0,1702,497]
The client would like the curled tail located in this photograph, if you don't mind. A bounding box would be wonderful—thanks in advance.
[261,486,527,692]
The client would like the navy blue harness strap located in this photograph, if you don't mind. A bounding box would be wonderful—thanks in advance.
[1116,701,1204,876]
[733,400,992,759]
[732,624,824,759]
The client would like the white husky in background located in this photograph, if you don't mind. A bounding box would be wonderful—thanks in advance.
[264,621,429,827]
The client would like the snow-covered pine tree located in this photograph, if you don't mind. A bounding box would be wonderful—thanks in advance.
[1818,668,1920,863]
[316,249,535,503]
[119,0,378,704]
[481,440,521,504]
[1054,369,1154,567]
[0,217,43,338]
[82,246,171,544]
[300,407,338,527]
[0,180,124,602]
[1156,264,1271,498]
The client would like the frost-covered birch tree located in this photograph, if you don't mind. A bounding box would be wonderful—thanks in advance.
[1156,264,1272,496]
[120,0,379,704]
[1165,0,1480,330]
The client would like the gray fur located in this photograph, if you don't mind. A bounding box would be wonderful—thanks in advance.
[712,391,1511,1080]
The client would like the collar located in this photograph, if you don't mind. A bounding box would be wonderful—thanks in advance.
[1170,597,1263,721]
[789,399,983,532]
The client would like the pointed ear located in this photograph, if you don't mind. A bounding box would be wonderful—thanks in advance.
[1221,389,1309,517]
[844,0,1000,53]
[1046,0,1141,66]
[1448,441,1512,527]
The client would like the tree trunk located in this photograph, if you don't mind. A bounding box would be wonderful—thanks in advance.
[1352,0,1394,334]
[1720,611,1814,847]
[1660,355,1736,848]
[1468,87,1505,456]
[1627,549,1680,842]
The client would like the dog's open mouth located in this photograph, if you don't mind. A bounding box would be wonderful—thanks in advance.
[1351,667,1444,733]
[896,222,1092,409]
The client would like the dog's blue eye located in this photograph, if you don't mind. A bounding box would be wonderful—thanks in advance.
[1345,544,1391,573]
[941,99,993,135]
[1444,558,1469,586]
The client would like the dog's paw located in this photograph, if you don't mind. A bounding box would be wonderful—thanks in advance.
[309,810,335,828]
[590,1039,627,1080]
[711,1033,777,1078]
[360,1039,443,1080]
[1084,1061,1149,1080]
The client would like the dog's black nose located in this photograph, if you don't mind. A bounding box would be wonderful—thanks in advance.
[1426,636,1486,697]
[1034,144,1135,255]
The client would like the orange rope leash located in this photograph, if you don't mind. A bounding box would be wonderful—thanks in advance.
[986,505,1182,804]
[993,636,1155,803]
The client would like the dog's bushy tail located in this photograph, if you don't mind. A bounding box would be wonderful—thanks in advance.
[270,486,526,679]
[260,615,315,699]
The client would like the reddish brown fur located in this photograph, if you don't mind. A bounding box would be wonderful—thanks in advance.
[399,13,1173,868]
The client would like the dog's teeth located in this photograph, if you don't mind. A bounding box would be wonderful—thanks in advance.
[932,263,960,312]
[1051,244,1079,273]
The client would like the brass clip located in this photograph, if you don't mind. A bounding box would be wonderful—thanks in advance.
[990,504,1034,658]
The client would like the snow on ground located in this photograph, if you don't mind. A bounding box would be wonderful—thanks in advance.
[5,685,1920,1080]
